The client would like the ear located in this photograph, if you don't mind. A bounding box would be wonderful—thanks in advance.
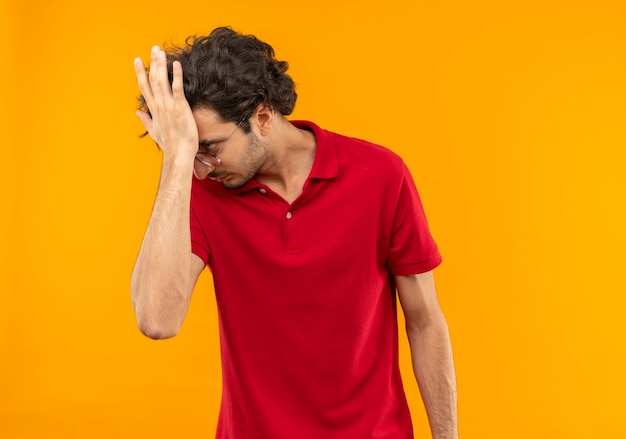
[251,103,275,136]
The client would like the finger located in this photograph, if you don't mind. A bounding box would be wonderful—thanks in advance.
[154,49,173,96]
[171,60,184,100]
[134,57,153,103]
[148,45,161,90]
[157,50,172,96]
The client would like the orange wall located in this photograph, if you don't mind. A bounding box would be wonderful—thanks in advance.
[1,1,625,438]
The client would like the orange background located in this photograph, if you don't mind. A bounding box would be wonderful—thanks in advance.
[1,0,625,438]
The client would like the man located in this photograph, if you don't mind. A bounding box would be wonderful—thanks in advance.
[131,27,457,439]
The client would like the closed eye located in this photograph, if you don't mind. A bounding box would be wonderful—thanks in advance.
[198,143,217,153]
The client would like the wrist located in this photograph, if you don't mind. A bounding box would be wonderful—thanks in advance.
[162,143,196,164]
[160,150,195,181]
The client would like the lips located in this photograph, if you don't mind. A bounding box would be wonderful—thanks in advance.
[209,171,228,181]
[210,173,229,182]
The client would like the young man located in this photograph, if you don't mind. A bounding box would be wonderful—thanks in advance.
[131,27,457,439]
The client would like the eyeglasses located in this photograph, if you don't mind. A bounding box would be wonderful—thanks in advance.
[195,116,247,168]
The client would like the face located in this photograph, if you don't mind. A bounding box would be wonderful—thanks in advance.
[192,107,269,188]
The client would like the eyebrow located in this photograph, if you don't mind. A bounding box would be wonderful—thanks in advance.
[198,136,227,147]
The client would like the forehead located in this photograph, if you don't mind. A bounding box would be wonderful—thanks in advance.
[192,107,233,138]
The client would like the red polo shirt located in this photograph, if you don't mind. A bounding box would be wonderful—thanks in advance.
[190,120,441,439]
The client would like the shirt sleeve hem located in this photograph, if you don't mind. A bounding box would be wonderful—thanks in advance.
[191,242,209,267]
[389,252,442,276]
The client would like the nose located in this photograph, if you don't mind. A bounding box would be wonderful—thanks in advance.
[193,157,215,180]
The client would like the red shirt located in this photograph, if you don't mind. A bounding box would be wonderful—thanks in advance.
[190,121,441,439]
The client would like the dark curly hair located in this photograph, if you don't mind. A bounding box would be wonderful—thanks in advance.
[138,27,297,132]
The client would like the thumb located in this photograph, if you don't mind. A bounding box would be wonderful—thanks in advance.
[136,110,154,133]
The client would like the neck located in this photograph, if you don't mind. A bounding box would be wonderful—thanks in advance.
[255,118,316,203]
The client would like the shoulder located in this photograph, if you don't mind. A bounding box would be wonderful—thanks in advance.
[190,175,230,211]
[334,131,405,167]
[292,120,408,177]
[330,130,410,187]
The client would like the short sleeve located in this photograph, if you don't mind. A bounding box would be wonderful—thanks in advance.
[387,164,442,275]
[190,200,210,266]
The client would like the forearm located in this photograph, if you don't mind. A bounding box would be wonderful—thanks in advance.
[131,156,195,338]
[407,312,458,439]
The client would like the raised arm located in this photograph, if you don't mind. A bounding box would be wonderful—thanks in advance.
[130,46,204,340]
[396,271,458,439]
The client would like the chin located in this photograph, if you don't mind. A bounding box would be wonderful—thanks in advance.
[222,176,249,189]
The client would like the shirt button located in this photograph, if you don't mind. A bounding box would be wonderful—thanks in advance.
[259,188,267,194]
[286,212,292,219]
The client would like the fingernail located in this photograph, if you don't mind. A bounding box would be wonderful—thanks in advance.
[151,45,159,54]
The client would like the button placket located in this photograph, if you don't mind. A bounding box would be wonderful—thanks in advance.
[283,208,299,253]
